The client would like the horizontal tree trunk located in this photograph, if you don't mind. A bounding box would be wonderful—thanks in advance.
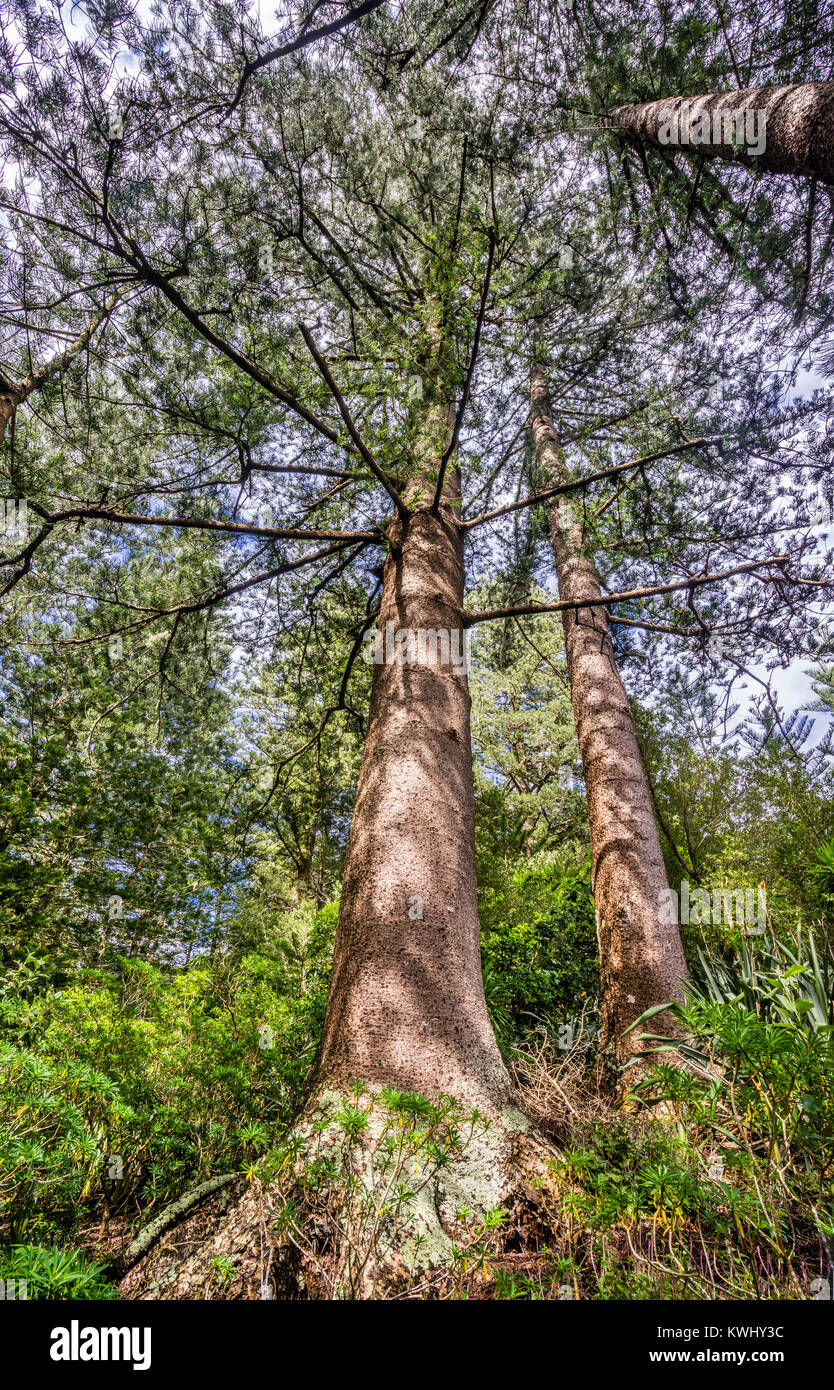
[607,82,834,185]
[530,365,689,1084]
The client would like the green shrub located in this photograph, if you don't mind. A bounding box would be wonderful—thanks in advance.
[0,908,336,1243]
[0,1244,118,1300]
[616,930,834,1295]
[480,862,599,1044]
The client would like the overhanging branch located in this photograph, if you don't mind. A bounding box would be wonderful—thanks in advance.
[27,501,378,544]
[461,437,721,530]
[225,1,387,116]
[463,554,795,625]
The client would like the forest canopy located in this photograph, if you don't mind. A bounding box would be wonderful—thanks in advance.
[0,0,833,1311]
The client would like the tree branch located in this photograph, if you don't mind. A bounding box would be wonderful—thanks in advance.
[299,322,409,518]
[461,437,721,530]
[27,501,378,544]
[431,229,495,513]
[225,0,387,116]
[463,554,795,625]
[1,291,123,441]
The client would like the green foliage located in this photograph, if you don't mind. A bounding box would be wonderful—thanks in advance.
[0,1244,117,1300]
[0,915,335,1244]
[691,930,834,1034]
[636,690,834,942]
[468,610,600,1044]
[813,841,834,900]
[0,590,247,977]
[555,1116,739,1237]
[470,605,585,866]
[480,861,599,1044]
[614,932,834,1295]
[547,1093,830,1299]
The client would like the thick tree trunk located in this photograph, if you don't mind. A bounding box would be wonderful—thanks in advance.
[607,82,834,185]
[530,366,688,1083]
[311,473,514,1112]
[116,466,544,1302]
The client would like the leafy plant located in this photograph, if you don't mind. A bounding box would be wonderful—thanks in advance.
[812,841,834,898]
[0,1245,118,1300]
[619,931,834,1296]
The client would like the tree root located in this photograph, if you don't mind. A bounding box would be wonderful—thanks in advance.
[117,1091,563,1300]
[111,1173,237,1280]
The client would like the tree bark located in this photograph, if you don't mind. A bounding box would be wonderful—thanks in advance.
[310,465,514,1113]
[530,365,688,1082]
[115,376,540,1303]
[606,82,834,185]
[0,387,22,445]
